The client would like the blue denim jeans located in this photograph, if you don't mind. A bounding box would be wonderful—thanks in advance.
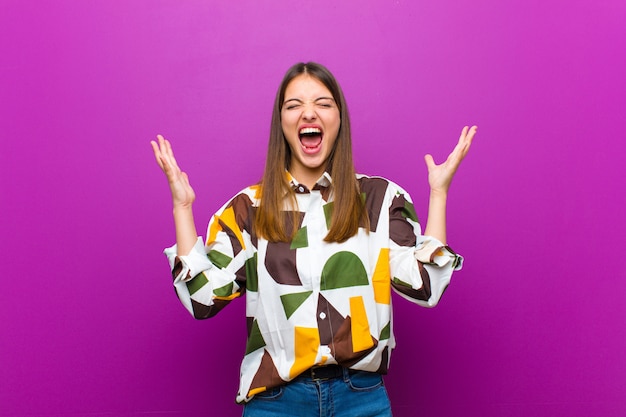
[242,368,393,417]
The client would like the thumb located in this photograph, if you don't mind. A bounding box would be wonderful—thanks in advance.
[181,171,191,185]
[424,154,435,170]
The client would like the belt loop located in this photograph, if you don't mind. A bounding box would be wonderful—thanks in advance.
[341,366,350,382]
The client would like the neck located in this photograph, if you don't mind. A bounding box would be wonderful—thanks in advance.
[291,168,324,189]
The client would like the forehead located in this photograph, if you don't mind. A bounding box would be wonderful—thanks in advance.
[284,74,333,99]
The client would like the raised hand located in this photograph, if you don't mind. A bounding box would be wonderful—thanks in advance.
[424,125,477,195]
[150,134,196,209]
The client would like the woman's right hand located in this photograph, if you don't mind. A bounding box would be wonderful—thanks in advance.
[150,134,196,209]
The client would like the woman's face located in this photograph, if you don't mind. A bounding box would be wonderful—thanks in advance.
[281,74,340,187]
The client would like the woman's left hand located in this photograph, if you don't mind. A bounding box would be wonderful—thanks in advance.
[424,125,477,195]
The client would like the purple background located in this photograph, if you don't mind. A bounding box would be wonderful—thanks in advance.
[1,0,625,416]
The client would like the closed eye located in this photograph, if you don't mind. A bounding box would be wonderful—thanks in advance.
[283,99,303,110]
[315,98,335,108]
[282,97,336,110]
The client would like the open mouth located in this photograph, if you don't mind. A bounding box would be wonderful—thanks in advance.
[298,126,323,152]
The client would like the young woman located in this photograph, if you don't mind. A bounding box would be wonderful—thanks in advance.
[151,62,476,416]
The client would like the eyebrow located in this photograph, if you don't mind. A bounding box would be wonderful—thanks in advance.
[283,96,335,105]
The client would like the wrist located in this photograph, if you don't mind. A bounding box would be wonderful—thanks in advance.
[173,203,194,213]
[172,204,195,224]
[429,189,448,200]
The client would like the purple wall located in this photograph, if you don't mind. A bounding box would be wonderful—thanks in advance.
[2,1,625,415]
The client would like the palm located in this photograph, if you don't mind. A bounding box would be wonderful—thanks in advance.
[424,126,477,194]
[150,135,196,208]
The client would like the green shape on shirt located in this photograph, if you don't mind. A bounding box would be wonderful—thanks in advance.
[208,249,232,269]
[321,252,369,289]
[323,194,365,230]
[451,253,462,269]
[323,202,333,230]
[280,291,313,319]
[392,277,410,287]
[186,273,208,296]
[402,200,419,223]
[379,321,391,341]
[245,319,266,355]
[245,253,258,292]
[213,282,233,297]
[290,226,308,249]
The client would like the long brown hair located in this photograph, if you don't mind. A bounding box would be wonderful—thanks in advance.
[254,62,368,243]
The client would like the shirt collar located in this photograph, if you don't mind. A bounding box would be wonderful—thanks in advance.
[287,171,333,192]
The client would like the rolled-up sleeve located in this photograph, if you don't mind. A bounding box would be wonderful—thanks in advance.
[162,192,256,319]
[164,237,214,284]
[387,185,463,307]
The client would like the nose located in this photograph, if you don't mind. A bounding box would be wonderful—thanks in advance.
[301,102,317,121]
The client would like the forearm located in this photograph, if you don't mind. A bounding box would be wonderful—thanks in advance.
[173,205,199,255]
[424,190,447,245]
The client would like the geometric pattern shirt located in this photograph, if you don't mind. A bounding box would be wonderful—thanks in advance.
[163,172,463,403]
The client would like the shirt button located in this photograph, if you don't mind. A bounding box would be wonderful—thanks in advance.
[319,312,326,320]
[298,186,305,192]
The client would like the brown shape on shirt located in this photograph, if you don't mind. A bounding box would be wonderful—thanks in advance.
[264,212,305,286]
[358,176,389,233]
[248,349,285,395]
[375,346,390,374]
[329,316,378,367]
[316,293,346,346]
[391,262,432,302]
[389,193,418,247]
[190,298,231,319]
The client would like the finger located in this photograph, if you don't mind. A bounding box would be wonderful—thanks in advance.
[155,136,179,173]
[466,125,478,143]
[444,129,470,168]
[446,125,477,170]
[150,140,166,170]
[156,135,171,162]
[424,154,436,170]
[455,125,477,159]
[459,126,469,142]
[163,139,180,170]
[458,126,471,150]
[157,134,168,155]
[459,125,477,156]
[154,135,179,176]
[445,129,467,164]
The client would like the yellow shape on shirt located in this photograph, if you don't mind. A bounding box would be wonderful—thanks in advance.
[207,214,221,245]
[372,248,391,305]
[213,291,241,301]
[350,296,374,352]
[250,184,262,199]
[207,206,245,250]
[289,327,320,379]
[248,386,267,397]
